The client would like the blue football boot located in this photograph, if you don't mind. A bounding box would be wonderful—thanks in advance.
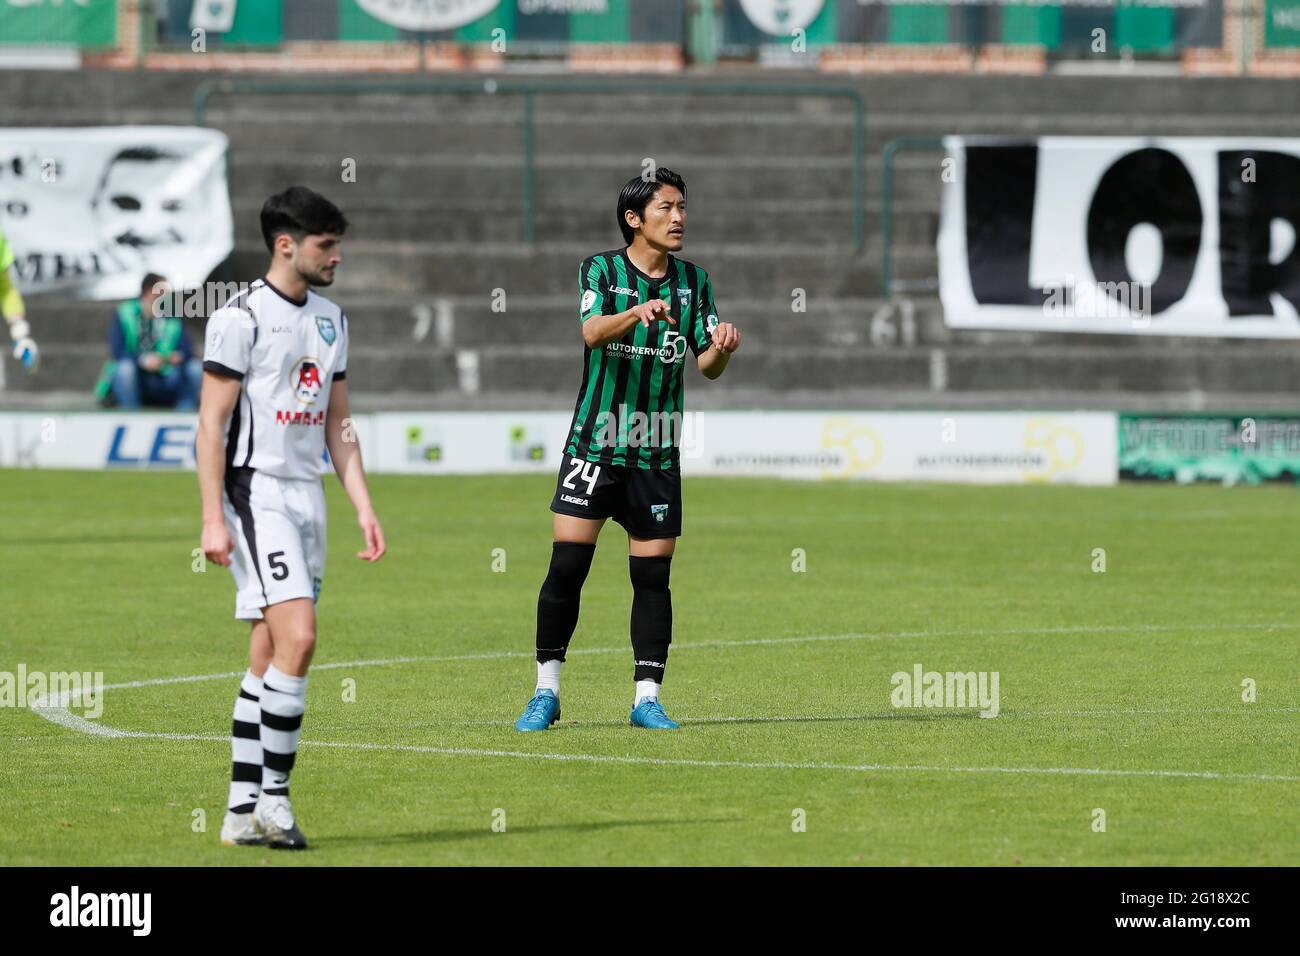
[630,696,679,729]
[515,688,561,731]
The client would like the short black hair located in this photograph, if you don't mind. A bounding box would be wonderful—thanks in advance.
[260,186,348,253]
[140,272,167,295]
[616,168,686,245]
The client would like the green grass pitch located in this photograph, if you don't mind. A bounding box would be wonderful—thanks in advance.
[1,468,1296,866]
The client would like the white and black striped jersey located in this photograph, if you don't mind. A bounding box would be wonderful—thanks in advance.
[202,277,348,481]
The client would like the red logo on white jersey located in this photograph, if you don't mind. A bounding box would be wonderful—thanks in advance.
[291,357,324,405]
[275,409,326,426]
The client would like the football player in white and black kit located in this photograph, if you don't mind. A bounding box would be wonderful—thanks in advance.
[197,186,386,849]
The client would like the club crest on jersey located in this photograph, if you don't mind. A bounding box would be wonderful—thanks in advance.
[291,357,325,405]
[650,503,669,523]
[315,315,336,345]
[676,288,692,314]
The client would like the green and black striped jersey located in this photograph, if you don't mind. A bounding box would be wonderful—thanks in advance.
[564,248,719,469]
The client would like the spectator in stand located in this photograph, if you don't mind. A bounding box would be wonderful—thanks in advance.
[98,273,201,409]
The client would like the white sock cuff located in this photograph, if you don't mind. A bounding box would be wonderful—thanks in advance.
[634,679,661,705]
[241,669,264,697]
[536,659,562,694]
[263,665,307,699]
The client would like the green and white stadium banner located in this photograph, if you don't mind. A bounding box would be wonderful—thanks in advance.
[1119,414,1300,484]
[1264,0,1300,46]
[0,411,1118,485]
[0,0,117,47]
[719,0,1223,53]
[161,0,684,48]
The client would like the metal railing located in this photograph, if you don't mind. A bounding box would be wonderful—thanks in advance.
[193,77,867,251]
[880,136,945,299]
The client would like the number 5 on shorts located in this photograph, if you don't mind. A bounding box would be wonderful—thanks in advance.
[563,457,600,496]
[268,550,290,581]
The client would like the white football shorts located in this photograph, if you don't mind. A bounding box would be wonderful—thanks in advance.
[222,468,327,621]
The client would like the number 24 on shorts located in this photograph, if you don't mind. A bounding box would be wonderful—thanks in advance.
[563,457,601,496]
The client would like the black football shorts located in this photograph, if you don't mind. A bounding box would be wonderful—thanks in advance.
[549,454,682,539]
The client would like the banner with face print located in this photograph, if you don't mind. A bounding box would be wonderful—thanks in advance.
[938,136,1300,338]
[0,127,233,300]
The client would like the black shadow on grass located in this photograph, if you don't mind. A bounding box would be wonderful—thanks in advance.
[313,817,735,849]
[530,711,993,730]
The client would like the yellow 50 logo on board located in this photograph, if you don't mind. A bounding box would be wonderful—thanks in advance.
[820,418,883,479]
[1023,418,1084,482]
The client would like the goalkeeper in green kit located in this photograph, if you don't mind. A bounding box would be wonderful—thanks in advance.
[0,223,39,373]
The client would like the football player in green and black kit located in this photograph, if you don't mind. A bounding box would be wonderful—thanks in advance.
[515,168,741,732]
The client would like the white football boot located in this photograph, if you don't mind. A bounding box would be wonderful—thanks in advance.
[254,794,308,850]
[220,810,265,846]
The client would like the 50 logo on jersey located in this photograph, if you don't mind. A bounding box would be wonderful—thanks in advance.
[659,331,687,365]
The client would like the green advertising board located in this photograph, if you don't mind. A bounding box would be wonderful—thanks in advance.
[1265,0,1300,46]
[0,0,117,47]
[1119,414,1300,485]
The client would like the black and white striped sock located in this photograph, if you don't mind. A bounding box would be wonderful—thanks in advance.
[227,669,263,814]
[260,664,307,797]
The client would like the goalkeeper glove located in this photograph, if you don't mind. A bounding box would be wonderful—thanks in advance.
[9,319,39,373]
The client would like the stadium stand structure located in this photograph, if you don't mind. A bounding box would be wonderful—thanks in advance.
[4,68,1300,411]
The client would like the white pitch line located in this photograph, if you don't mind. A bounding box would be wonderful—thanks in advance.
[23,621,1300,784]
[9,728,1299,783]
[37,617,1300,701]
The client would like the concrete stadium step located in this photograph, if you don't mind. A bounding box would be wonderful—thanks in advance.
[33,294,1295,356]
[224,242,882,296]
[943,345,1300,393]
[209,108,858,157]
[22,295,889,350]
[225,154,857,204]
[317,297,889,350]
[18,337,1300,399]
[354,345,937,394]
[2,346,106,395]
[224,195,933,246]
[11,69,1300,124]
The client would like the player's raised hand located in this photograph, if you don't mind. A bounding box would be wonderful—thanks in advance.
[13,337,39,373]
[357,511,386,563]
[10,319,39,373]
[631,299,674,328]
[711,321,741,354]
[201,521,234,567]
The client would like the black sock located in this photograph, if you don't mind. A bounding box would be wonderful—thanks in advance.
[536,542,596,663]
[630,555,672,683]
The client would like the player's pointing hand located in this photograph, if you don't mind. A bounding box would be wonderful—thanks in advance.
[631,299,674,328]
